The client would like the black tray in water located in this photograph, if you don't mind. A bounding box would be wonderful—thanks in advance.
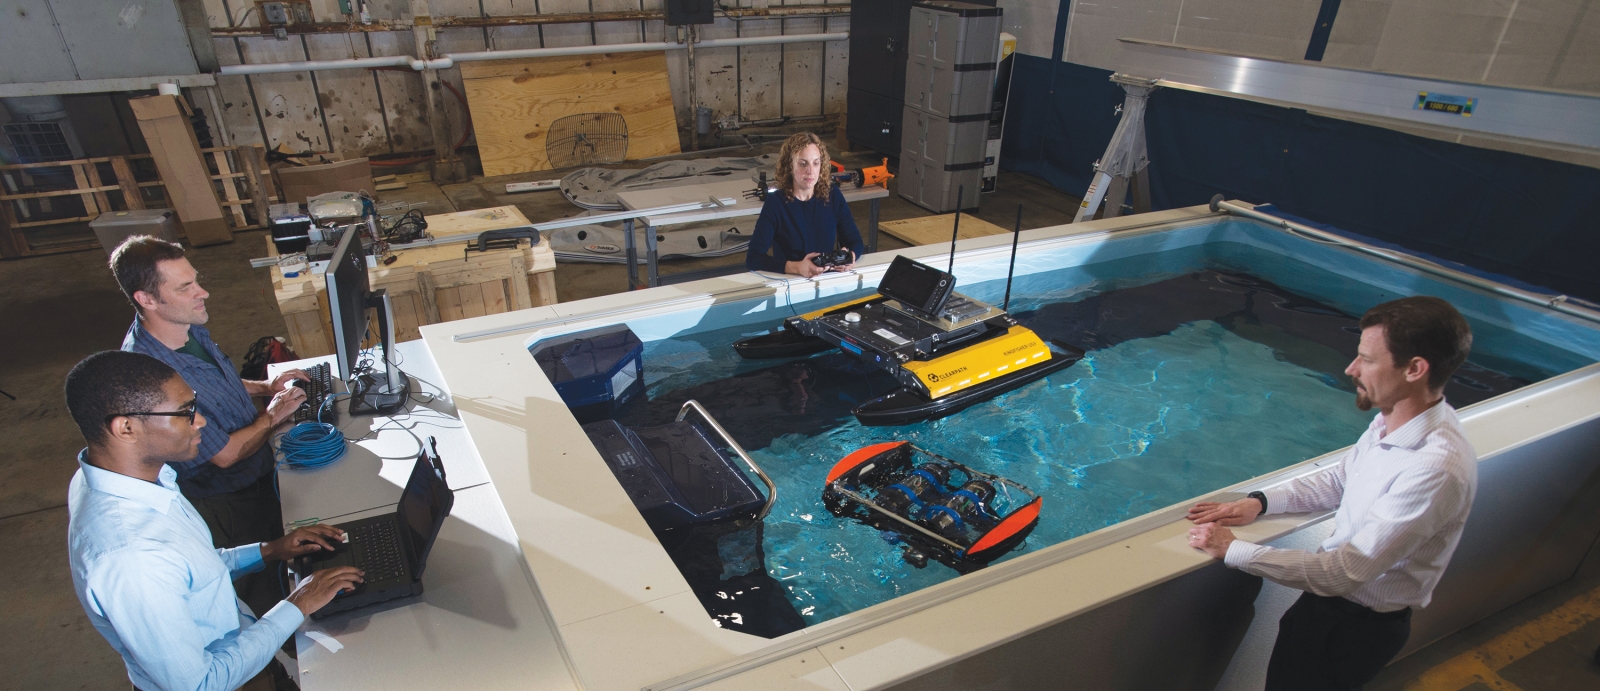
[582,419,765,531]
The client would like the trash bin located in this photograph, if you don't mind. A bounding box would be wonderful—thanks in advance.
[89,209,180,255]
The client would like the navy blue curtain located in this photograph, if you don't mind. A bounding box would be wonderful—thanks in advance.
[998,57,1126,196]
[1001,54,1600,302]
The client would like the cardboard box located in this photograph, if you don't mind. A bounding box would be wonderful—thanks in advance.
[274,159,374,205]
[128,95,233,247]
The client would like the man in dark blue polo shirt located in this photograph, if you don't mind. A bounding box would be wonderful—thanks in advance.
[111,235,308,618]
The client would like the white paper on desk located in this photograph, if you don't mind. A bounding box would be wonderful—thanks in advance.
[304,630,344,653]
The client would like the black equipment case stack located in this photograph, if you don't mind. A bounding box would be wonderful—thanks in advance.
[845,0,996,163]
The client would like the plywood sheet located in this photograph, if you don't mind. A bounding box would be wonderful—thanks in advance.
[424,205,533,237]
[462,51,681,177]
[878,213,1011,246]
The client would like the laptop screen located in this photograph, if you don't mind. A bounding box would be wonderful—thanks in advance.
[398,449,454,579]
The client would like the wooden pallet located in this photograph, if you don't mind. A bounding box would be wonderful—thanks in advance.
[269,207,559,357]
[878,213,1013,247]
[0,146,277,258]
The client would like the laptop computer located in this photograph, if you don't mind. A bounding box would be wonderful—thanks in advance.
[292,438,454,619]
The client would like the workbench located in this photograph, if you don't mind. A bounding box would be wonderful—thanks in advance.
[268,206,557,357]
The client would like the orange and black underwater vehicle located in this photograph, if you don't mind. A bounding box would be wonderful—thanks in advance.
[824,441,1042,573]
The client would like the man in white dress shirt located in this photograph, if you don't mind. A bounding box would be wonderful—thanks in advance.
[64,351,364,691]
[1187,296,1478,690]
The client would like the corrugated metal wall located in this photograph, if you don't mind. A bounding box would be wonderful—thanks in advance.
[200,0,849,157]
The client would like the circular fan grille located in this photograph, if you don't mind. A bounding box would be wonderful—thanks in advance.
[546,113,629,168]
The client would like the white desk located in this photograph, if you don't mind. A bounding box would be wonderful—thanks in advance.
[271,340,492,525]
[291,485,578,691]
[270,340,579,691]
[615,179,889,289]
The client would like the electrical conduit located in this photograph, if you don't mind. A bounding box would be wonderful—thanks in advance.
[218,33,847,76]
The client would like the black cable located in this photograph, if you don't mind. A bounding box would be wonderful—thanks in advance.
[382,209,428,244]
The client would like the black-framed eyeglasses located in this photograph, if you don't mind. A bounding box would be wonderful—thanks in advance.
[105,399,199,426]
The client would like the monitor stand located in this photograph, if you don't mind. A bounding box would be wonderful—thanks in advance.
[349,290,411,416]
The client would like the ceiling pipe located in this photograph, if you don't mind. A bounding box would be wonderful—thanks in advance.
[210,4,850,36]
[218,32,846,76]
[683,32,848,50]
[220,55,413,75]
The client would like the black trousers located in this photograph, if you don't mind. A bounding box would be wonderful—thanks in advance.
[1265,591,1411,691]
[186,470,286,620]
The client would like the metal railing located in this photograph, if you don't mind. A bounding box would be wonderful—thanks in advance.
[676,399,777,520]
[1210,196,1600,326]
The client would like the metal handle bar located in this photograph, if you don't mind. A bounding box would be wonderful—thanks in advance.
[677,400,777,520]
[1210,195,1600,326]
[829,484,968,553]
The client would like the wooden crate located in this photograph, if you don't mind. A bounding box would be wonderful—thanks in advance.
[269,228,557,357]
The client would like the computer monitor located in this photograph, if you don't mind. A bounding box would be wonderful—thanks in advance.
[878,255,956,318]
[325,223,410,416]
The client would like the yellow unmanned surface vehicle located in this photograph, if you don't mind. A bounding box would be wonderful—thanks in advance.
[733,255,1084,425]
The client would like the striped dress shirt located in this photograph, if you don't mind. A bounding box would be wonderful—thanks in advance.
[1224,400,1478,612]
[123,317,274,498]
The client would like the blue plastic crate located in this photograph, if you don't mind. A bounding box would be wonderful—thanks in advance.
[530,324,645,422]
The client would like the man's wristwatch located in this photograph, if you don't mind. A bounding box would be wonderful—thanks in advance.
[1247,491,1268,516]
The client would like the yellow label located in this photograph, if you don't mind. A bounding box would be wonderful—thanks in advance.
[902,326,1052,399]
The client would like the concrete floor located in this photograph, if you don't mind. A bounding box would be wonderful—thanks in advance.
[2,149,1596,690]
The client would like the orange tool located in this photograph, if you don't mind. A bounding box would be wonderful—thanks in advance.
[858,158,894,189]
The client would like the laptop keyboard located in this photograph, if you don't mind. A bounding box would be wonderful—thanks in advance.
[351,520,406,582]
[292,363,336,425]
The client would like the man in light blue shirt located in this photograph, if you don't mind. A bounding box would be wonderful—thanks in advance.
[65,351,363,691]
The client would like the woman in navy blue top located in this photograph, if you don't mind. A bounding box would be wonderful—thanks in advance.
[745,132,867,276]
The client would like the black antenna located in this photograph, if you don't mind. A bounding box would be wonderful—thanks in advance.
[1002,204,1023,311]
[947,185,964,275]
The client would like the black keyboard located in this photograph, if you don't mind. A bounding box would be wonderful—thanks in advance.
[350,520,407,583]
[291,363,336,424]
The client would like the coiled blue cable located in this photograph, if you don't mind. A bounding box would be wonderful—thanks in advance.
[276,422,347,468]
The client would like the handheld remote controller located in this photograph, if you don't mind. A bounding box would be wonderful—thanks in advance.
[810,248,854,269]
